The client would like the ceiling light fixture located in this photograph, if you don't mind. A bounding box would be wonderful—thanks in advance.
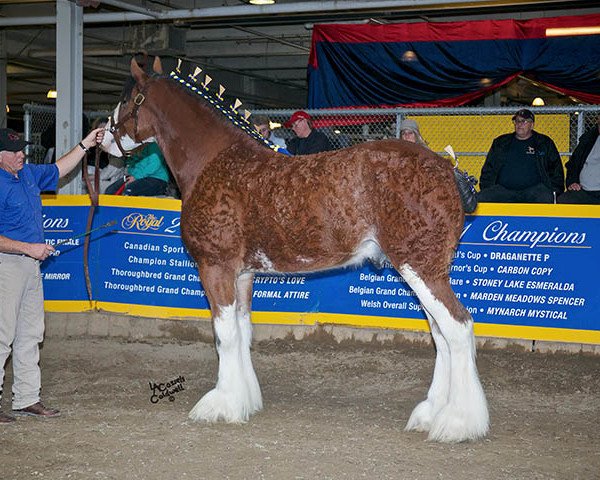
[531,97,545,106]
[5,105,9,113]
[47,89,57,99]
[249,0,275,5]
[546,26,600,37]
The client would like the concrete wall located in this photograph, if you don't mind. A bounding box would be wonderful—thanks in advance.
[45,311,600,356]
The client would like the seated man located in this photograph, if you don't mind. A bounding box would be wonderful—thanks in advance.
[558,119,600,205]
[284,110,333,155]
[478,109,564,203]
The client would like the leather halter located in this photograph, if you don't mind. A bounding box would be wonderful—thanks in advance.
[109,90,148,157]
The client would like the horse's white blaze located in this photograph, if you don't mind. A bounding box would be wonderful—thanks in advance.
[188,303,261,423]
[101,103,156,157]
[400,264,489,442]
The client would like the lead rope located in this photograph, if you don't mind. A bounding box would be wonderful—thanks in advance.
[81,146,100,306]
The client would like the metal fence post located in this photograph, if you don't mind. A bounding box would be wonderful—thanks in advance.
[23,104,32,164]
[576,109,586,141]
[395,113,403,139]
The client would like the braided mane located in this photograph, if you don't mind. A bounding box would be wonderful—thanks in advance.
[168,69,287,155]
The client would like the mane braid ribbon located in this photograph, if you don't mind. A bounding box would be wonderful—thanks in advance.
[169,71,290,156]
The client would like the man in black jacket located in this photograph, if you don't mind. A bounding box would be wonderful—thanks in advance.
[284,111,333,155]
[478,109,564,203]
[557,120,600,205]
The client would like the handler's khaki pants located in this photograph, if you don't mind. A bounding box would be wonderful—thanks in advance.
[0,253,45,410]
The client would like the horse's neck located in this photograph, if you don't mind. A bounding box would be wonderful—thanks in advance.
[151,88,241,200]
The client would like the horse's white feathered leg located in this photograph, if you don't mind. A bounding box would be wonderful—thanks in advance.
[235,273,262,415]
[428,320,488,442]
[405,315,450,433]
[400,264,489,443]
[189,303,255,423]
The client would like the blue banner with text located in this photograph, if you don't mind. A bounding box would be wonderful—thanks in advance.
[41,198,599,341]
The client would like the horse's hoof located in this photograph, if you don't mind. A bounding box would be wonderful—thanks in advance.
[188,388,250,424]
[427,403,489,443]
[405,399,434,433]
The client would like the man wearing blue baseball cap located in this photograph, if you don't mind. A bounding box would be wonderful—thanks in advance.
[0,126,104,423]
[478,108,564,203]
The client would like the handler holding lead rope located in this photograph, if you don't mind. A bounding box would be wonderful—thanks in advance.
[0,126,104,423]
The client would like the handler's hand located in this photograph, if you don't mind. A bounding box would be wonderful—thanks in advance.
[27,242,56,261]
[81,127,105,151]
[567,183,581,191]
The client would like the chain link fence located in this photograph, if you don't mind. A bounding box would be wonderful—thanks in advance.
[255,105,599,187]
[23,103,109,165]
[24,104,600,189]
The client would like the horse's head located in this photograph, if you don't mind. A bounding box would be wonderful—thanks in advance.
[101,56,163,157]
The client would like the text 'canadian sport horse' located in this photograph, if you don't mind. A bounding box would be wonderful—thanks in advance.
[102,57,488,443]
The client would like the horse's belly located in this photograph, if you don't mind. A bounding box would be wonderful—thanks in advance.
[245,238,384,275]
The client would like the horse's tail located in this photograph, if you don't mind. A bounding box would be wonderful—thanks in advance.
[443,145,478,214]
[453,167,478,214]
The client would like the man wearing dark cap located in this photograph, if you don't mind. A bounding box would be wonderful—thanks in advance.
[478,108,564,203]
[284,110,333,155]
[0,126,104,423]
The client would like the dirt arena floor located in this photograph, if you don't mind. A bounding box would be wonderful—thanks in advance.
[1,332,599,480]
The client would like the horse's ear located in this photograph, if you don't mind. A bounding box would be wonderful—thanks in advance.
[153,56,163,74]
[131,57,147,84]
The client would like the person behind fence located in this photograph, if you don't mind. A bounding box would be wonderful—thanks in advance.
[399,118,428,147]
[253,115,286,149]
[477,108,564,203]
[557,118,600,205]
[105,142,170,196]
[0,126,104,423]
[284,110,333,155]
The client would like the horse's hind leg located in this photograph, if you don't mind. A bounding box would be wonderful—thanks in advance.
[405,313,450,433]
[188,266,260,423]
[399,264,489,442]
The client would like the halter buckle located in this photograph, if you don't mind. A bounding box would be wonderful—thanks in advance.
[134,93,146,106]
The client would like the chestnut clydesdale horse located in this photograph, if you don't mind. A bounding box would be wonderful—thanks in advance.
[102,57,488,443]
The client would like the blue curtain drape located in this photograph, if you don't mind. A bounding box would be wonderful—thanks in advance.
[308,14,600,108]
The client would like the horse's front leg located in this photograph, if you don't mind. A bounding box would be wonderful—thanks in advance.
[188,265,260,423]
[235,272,263,415]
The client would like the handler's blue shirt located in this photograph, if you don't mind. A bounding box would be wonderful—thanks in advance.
[0,163,59,243]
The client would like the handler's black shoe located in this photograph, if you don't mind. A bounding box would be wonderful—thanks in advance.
[0,411,16,423]
[12,402,60,418]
